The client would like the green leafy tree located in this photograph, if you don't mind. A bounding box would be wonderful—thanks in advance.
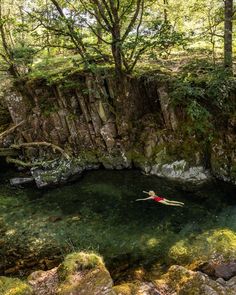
[224,0,233,68]
[0,0,37,76]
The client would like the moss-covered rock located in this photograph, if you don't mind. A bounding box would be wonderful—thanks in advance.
[167,229,236,267]
[27,252,115,294]
[156,265,236,295]
[0,277,33,295]
[113,281,160,295]
[31,159,84,188]
[99,152,131,170]
[113,283,136,295]
[57,252,115,295]
[57,252,104,281]
[211,139,236,185]
[28,268,59,295]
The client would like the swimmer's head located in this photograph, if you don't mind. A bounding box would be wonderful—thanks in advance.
[148,190,155,196]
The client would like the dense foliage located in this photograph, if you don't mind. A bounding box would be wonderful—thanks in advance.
[0,0,235,78]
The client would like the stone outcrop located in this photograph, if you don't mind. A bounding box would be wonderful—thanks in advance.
[27,252,115,295]
[1,253,236,295]
[150,160,210,184]
[1,72,236,187]
[113,281,163,295]
[30,159,85,188]
[156,265,236,295]
[199,260,236,280]
[211,138,236,185]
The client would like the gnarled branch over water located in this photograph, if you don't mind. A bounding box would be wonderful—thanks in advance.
[0,120,25,139]
[6,156,43,167]
[11,141,71,160]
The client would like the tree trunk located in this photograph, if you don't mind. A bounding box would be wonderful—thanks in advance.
[163,0,168,23]
[224,0,233,69]
[112,42,122,75]
[112,24,123,76]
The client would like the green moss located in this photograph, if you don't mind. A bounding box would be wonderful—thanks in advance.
[0,277,32,295]
[113,282,140,295]
[150,137,205,167]
[57,252,112,295]
[79,150,100,165]
[127,150,150,168]
[230,162,236,179]
[168,240,190,264]
[58,252,104,281]
[168,229,236,266]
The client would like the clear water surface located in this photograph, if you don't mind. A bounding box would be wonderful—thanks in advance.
[0,169,236,277]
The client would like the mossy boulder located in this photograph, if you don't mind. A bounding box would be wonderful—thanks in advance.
[0,277,33,295]
[57,252,115,295]
[157,265,236,295]
[28,268,58,295]
[27,252,115,295]
[167,229,236,266]
[57,252,104,281]
[113,281,160,295]
[31,159,84,188]
[113,283,138,295]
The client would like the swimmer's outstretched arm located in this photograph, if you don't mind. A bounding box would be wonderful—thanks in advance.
[136,197,153,201]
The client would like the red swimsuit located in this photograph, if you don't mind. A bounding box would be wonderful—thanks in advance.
[153,196,165,202]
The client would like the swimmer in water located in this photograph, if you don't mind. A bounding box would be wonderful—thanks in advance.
[136,190,184,207]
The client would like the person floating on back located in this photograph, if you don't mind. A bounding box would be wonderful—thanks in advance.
[136,190,184,207]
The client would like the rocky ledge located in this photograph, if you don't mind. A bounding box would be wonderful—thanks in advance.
[1,252,236,295]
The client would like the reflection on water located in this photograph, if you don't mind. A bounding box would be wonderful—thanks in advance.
[0,169,236,276]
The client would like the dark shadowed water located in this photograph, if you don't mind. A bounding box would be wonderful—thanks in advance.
[0,169,236,277]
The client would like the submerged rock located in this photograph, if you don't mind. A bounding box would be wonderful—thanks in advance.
[10,177,34,186]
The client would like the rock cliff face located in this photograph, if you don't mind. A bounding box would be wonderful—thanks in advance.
[1,71,235,187]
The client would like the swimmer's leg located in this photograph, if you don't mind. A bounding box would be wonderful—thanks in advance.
[165,199,185,205]
[160,200,184,207]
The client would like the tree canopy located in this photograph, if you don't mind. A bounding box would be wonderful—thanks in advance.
[0,0,235,78]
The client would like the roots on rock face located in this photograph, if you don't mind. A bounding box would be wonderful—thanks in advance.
[11,141,71,161]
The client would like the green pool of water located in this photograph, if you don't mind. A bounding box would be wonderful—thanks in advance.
[0,169,236,276]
